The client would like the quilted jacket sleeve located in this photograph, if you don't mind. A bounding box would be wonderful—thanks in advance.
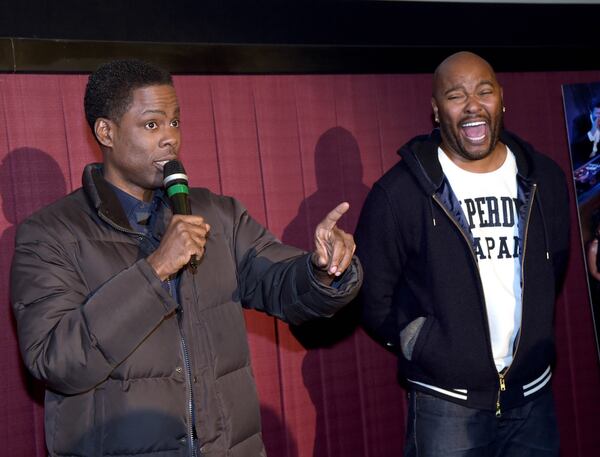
[219,196,362,325]
[11,214,178,395]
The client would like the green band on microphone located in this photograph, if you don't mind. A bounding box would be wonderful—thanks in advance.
[166,184,189,197]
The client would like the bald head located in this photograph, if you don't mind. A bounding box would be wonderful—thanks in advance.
[432,52,498,98]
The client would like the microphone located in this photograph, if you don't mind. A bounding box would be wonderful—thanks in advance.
[163,160,198,273]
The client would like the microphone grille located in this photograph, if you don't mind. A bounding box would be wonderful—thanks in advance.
[163,160,189,188]
[163,160,186,177]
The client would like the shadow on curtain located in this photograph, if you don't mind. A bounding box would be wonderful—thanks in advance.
[0,147,68,456]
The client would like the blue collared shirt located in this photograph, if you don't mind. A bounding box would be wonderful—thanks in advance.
[107,183,180,299]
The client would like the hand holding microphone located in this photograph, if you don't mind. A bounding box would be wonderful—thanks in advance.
[147,160,210,280]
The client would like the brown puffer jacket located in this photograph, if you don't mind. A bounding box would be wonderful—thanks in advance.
[11,163,362,457]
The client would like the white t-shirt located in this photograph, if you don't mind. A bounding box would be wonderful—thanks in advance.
[438,147,521,371]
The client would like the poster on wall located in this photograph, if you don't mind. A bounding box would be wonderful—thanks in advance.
[562,81,600,359]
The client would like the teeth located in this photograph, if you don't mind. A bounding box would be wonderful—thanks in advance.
[462,121,486,127]
[156,160,169,167]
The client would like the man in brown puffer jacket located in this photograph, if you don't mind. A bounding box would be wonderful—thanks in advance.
[11,59,362,457]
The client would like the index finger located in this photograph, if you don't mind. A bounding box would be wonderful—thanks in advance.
[175,214,206,224]
[172,214,210,231]
[318,202,350,231]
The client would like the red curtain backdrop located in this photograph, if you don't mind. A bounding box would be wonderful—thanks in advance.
[1,71,599,456]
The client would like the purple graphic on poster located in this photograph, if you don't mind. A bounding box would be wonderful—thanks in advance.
[563,81,600,359]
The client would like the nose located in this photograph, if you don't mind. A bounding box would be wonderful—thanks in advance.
[160,127,180,151]
[464,95,483,114]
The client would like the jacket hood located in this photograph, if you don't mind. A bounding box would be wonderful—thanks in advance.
[398,129,539,195]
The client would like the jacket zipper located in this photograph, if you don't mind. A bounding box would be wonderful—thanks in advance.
[494,183,537,417]
[496,372,506,417]
[432,183,537,416]
[98,210,198,455]
[177,305,198,457]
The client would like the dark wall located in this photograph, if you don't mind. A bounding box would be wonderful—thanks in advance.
[1,0,600,73]
[0,0,597,48]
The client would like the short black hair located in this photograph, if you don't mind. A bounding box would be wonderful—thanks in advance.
[84,59,173,133]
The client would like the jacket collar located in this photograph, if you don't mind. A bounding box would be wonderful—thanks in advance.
[82,163,133,231]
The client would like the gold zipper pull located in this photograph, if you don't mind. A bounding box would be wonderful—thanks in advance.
[496,373,506,417]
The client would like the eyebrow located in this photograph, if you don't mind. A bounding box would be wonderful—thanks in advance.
[140,107,180,116]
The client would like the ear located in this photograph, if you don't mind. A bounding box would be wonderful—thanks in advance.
[431,97,439,122]
[94,118,115,148]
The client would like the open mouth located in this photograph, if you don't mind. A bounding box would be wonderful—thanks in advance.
[460,120,488,143]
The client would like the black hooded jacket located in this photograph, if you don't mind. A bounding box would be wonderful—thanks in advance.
[356,129,570,412]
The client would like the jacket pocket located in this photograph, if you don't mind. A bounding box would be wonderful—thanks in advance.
[51,390,97,456]
[400,316,433,362]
